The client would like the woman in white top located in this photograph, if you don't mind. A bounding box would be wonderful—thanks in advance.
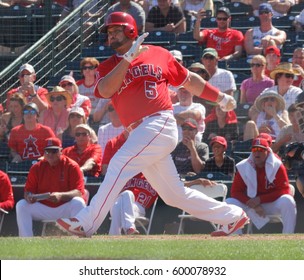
[243,90,290,141]
[263,62,302,110]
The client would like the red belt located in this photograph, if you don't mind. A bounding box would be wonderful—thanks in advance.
[125,113,161,133]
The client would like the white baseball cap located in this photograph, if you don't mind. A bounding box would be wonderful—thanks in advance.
[19,64,35,74]
[170,50,183,61]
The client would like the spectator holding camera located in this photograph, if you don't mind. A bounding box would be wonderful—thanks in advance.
[193,7,244,61]
[6,64,48,112]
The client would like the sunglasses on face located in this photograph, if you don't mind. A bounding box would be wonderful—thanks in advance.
[259,11,270,15]
[50,95,66,102]
[203,55,216,60]
[252,147,267,152]
[60,82,73,87]
[82,65,96,70]
[181,126,196,131]
[75,132,89,137]
[45,149,59,155]
[23,109,36,115]
[69,114,82,119]
[250,63,263,68]
[216,17,228,21]
[263,97,276,102]
[283,73,294,79]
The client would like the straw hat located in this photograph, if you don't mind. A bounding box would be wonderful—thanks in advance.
[255,90,286,112]
[270,62,301,80]
[46,86,73,107]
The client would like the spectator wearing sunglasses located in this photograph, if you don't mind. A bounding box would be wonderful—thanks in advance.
[76,58,100,118]
[16,137,86,237]
[59,107,87,148]
[244,3,286,58]
[240,55,274,104]
[243,90,289,141]
[6,64,48,112]
[193,7,244,61]
[62,124,102,177]
[226,137,296,234]
[171,118,209,177]
[8,103,56,163]
[39,86,73,137]
[262,62,302,110]
[59,75,92,119]
[201,48,236,97]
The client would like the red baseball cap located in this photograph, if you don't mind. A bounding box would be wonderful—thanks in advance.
[182,118,198,129]
[210,136,227,150]
[44,137,62,150]
[252,137,269,150]
[265,46,280,57]
[257,133,273,146]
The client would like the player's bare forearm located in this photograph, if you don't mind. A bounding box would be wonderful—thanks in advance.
[97,59,130,98]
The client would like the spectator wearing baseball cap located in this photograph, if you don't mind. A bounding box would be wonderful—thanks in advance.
[16,136,87,237]
[193,6,244,60]
[171,118,209,176]
[6,63,48,112]
[244,3,286,58]
[202,136,235,178]
[201,48,237,97]
[226,135,296,234]
[264,45,281,77]
[8,103,56,163]
[59,74,92,119]
[170,50,183,64]
[60,106,87,148]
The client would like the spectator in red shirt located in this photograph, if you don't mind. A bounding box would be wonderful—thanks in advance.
[0,170,14,212]
[102,130,158,235]
[226,137,296,233]
[8,103,56,163]
[16,137,86,237]
[193,7,244,61]
[6,64,48,112]
[62,124,102,177]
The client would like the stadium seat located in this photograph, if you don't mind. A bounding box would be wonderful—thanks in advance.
[224,2,253,17]
[226,58,251,73]
[0,5,32,49]
[0,208,8,235]
[7,160,38,176]
[288,2,304,16]
[185,171,233,183]
[176,31,197,45]
[231,16,259,31]
[144,31,176,46]
[168,44,202,62]
[81,45,115,61]
[9,175,27,187]
[272,15,296,31]
[232,140,252,159]
[0,142,10,161]
[177,184,228,234]
[200,17,217,29]
[135,197,158,235]
[247,185,295,233]
[235,103,251,122]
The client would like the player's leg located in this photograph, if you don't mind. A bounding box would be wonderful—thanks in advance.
[261,195,297,233]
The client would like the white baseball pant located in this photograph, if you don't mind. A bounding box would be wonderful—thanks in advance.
[75,110,244,237]
[226,195,297,233]
[109,190,145,235]
[16,197,86,237]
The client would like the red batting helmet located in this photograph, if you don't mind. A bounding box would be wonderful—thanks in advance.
[103,12,138,39]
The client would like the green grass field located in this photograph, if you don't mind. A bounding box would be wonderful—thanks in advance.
[1,235,304,260]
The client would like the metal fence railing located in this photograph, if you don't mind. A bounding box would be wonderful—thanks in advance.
[0,0,109,106]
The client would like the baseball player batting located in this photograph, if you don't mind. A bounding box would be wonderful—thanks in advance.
[56,12,249,237]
